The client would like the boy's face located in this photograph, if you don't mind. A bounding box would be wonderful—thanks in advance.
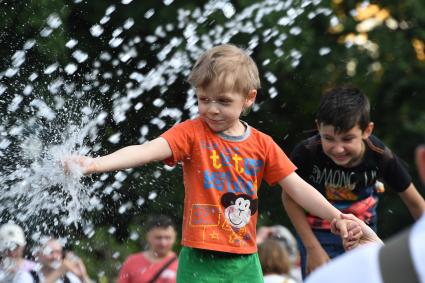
[197,86,256,135]
[317,122,373,168]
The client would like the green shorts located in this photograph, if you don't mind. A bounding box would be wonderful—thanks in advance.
[176,247,264,283]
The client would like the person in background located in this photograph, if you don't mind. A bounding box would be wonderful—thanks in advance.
[14,237,92,283]
[283,86,425,278]
[258,238,298,283]
[257,225,301,282]
[306,144,425,283]
[0,223,35,282]
[118,215,178,283]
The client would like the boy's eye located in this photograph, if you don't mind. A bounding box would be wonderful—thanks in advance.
[218,99,231,105]
[198,97,209,102]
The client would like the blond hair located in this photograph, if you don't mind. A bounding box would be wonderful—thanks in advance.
[188,44,261,96]
[258,239,291,275]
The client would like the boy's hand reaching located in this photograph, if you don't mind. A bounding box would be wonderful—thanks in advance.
[331,214,382,251]
[62,155,97,175]
[330,214,362,250]
[330,214,360,240]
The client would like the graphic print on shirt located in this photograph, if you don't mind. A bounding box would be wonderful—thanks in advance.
[220,192,258,245]
[188,140,262,247]
[201,141,262,196]
[221,192,258,229]
[307,165,378,229]
[311,165,378,201]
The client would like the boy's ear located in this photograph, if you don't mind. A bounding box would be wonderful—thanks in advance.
[245,89,257,106]
[362,122,374,139]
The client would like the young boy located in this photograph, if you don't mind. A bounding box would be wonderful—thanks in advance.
[67,45,358,282]
[283,86,425,278]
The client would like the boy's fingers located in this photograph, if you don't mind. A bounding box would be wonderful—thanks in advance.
[340,213,356,221]
[330,218,338,234]
[336,221,348,238]
[353,226,362,238]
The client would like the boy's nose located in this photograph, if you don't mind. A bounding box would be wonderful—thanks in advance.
[332,144,345,153]
[207,103,220,114]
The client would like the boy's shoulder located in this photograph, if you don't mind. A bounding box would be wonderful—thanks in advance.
[289,133,322,159]
[365,135,394,158]
[170,117,204,131]
[300,133,322,152]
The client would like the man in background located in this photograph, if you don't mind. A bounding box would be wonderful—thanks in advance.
[118,215,178,283]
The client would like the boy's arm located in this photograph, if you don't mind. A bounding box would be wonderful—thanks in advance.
[282,191,330,273]
[398,183,425,219]
[70,137,172,175]
[278,172,343,223]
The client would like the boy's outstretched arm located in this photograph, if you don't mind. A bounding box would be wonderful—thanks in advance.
[282,191,330,274]
[398,183,425,219]
[279,172,344,224]
[68,137,172,175]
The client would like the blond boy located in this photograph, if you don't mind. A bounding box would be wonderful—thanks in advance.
[68,44,358,282]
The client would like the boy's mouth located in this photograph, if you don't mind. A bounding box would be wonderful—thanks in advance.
[331,154,349,162]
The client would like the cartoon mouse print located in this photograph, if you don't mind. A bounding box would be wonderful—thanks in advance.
[221,192,258,229]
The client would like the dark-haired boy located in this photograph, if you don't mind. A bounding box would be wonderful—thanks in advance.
[283,86,425,278]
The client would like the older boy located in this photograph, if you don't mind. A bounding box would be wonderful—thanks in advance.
[305,144,425,283]
[283,86,425,278]
[67,45,359,282]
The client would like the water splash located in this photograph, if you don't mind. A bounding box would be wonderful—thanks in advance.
[0,108,106,228]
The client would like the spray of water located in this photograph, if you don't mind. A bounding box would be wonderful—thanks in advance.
[0,108,106,227]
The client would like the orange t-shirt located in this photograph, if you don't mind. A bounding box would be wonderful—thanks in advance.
[161,118,296,254]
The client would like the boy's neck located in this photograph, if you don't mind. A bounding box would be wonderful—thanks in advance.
[221,120,246,137]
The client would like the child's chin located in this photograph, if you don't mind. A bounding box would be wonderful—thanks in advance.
[332,158,350,166]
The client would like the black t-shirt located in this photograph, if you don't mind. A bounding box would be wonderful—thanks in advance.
[291,134,412,229]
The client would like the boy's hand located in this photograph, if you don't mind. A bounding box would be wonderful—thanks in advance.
[62,155,97,175]
[331,214,382,250]
[330,215,362,250]
[330,214,359,239]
